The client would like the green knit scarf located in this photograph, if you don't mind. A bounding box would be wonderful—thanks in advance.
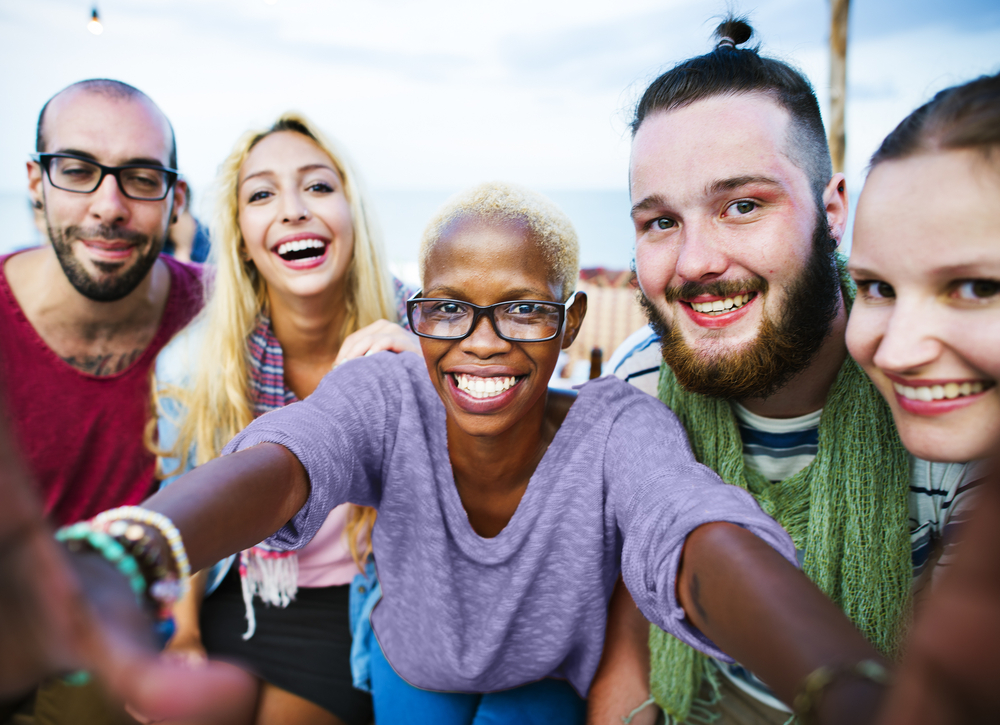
[649,259,911,723]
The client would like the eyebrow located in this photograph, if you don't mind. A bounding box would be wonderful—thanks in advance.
[630,175,784,219]
[630,194,667,219]
[705,175,783,196]
[240,163,338,187]
[52,148,170,169]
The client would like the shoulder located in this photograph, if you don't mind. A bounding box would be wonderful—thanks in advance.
[573,374,683,439]
[608,325,662,397]
[318,350,432,401]
[161,256,207,316]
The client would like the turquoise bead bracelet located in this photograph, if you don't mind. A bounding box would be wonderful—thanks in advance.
[55,523,146,604]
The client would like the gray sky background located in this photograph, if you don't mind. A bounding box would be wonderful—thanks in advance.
[1,0,998,268]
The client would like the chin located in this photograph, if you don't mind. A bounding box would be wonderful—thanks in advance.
[896,418,999,464]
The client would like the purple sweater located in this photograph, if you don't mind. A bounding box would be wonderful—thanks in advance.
[224,351,795,696]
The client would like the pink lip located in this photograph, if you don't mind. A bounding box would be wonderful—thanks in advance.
[446,372,524,415]
[882,371,994,417]
[679,293,758,329]
[80,238,134,261]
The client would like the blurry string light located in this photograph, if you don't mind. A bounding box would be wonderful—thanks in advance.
[87,7,103,35]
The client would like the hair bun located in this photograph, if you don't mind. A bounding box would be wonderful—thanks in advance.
[714,17,753,49]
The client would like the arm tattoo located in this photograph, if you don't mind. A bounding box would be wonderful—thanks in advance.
[691,573,709,624]
[61,349,143,376]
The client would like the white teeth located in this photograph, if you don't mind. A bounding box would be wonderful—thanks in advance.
[276,239,326,256]
[893,381,990,402]
[454,374,517,399]
[691,293,752,315]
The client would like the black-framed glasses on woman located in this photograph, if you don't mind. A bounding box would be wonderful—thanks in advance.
[32,153,180,201]
[407,291,579,342]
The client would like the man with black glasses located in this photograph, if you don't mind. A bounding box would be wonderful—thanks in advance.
[0,77,204,723]
[0,78,203,528]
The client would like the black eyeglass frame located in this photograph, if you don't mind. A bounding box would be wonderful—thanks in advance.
[33,153,180,201]
[406,291,577,343]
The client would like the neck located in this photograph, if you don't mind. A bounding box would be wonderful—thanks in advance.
[447,391,556,496]
[10,247,165,334]
[737,295,848,419]
[267,284,348,397]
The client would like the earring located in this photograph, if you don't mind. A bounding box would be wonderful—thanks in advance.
[171,214,178,224]
[33,200,43,210]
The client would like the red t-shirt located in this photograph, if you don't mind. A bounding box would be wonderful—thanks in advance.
[0,252,204,526]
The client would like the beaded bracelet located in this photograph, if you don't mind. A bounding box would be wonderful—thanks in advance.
[92,506,190,597]
[55,523,146,604]
[94,518,178,607]
[793,659,891,724]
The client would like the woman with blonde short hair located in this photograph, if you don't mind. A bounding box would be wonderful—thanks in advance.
[154,112,417,725]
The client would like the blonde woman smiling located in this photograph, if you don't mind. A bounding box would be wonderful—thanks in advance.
[154,113,416,725]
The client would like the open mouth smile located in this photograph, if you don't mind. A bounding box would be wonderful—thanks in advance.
[452,373,523,399]
[887,374,995,416]
[893,380,991,402]
[686,293,755,316]
[680,291,758,328]
[271,235,329,268]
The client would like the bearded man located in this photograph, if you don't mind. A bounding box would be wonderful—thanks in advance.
[588,18,981,725]
[0,79,203,528]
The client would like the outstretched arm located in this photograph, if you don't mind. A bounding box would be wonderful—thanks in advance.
[678,522,887,725]
[143,442,309,573]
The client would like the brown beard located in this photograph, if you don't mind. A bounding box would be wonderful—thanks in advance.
[47,222,163,303]
[638,212,842,400]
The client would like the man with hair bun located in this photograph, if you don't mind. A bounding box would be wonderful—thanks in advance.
[591,17,980,725]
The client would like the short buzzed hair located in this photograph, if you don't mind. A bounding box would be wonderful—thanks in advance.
[633,16,832,205]
[419,182,580,301]
[36,79,177,169]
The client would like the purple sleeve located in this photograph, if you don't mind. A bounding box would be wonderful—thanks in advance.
[221,352,403,551]
[608,397,797,662]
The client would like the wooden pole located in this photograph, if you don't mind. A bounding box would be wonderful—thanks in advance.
[829,0,850,174]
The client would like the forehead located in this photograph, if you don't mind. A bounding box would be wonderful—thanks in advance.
[630,93,807,202]
[853,151,1000,272]
[43,89,172,166]
[424,217,560,301]
[240,131,336,182]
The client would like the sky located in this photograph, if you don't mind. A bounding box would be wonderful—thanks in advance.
[1,0,998,267]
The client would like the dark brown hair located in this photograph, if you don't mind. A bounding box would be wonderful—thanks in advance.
[870,72,1000,168]
[632,16,832,204]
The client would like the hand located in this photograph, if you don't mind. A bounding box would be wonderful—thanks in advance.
[333,319,420,368]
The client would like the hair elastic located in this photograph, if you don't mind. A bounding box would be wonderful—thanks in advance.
[717,36,737,48]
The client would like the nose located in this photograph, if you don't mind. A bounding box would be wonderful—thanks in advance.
[281,188,310,224]
[459,313,511,359]
[87,173,130,225]
[871,298,944,375]
[673,218,729,283]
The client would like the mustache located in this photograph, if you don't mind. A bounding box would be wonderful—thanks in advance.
[662,276,769,304]
[64,224,150,246]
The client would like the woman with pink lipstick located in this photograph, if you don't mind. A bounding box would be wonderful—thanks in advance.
[846,72,1000,724]
[152,113,417,725]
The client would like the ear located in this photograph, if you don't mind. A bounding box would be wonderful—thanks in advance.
[561,290,588,350]
[27,160,44,210]
[170,179,189,224]
[823,173,849,244]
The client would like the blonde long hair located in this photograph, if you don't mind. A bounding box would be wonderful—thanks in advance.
[156,112,391,569]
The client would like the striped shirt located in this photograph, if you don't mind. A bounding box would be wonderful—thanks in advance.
[610,325,982,710]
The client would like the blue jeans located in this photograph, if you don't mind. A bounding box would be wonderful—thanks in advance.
[370,641,587,725]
